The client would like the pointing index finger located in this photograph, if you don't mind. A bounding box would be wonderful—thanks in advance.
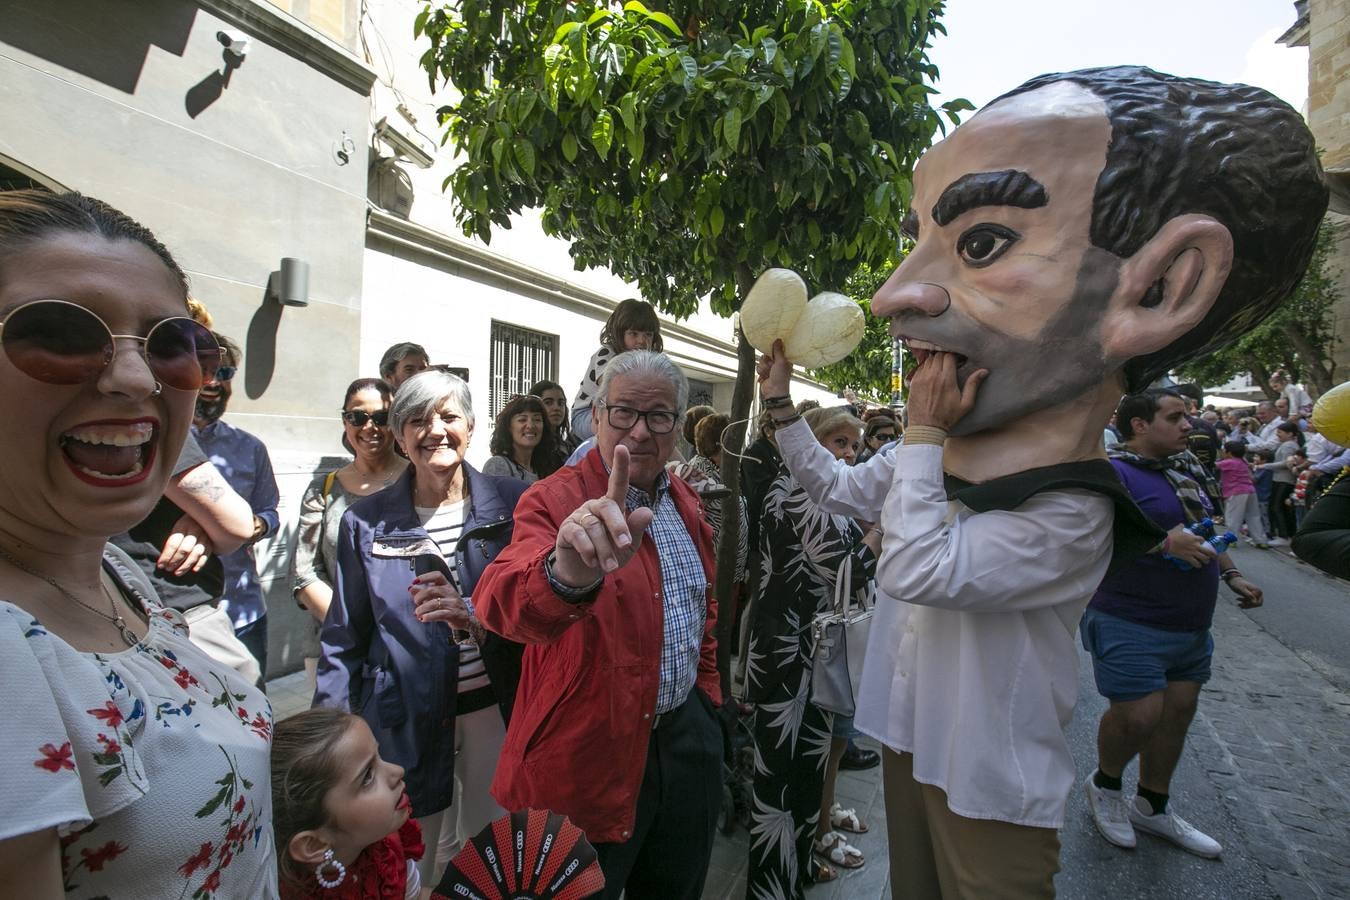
[607,443,631,503]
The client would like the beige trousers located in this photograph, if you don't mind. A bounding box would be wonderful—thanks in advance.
[883,749,1060,899]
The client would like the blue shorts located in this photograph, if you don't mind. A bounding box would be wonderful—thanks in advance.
[1079,608,1213,702]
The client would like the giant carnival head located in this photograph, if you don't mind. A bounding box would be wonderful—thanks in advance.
[873,66,1328,435]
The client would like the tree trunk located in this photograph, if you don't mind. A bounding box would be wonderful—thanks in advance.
[1245,354,1278,400]
[1281,322,1335,396]
[713,264,757,702]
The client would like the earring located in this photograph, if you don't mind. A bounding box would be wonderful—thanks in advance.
[315,848,346,888]
[152,382,163,397]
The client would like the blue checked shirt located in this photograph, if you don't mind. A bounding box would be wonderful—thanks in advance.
[627,471,710,714]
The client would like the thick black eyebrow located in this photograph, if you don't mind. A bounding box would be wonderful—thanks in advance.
[931,170,1048,227]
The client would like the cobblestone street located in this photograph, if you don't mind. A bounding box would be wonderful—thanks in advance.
[268,546,1350,900]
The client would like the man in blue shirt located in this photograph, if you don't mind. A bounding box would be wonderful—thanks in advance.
[1082,389,1264,858]
[192,333,280,682]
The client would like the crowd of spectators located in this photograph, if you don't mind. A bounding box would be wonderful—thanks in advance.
[2,188,1344,900]
[1105,379,1349,550]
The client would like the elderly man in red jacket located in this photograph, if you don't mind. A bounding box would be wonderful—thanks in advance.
[474,349,722,900]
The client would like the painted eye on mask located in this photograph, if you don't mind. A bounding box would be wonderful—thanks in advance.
[957,224,1019,267]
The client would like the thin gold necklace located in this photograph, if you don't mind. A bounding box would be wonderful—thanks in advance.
[0,545,139,647]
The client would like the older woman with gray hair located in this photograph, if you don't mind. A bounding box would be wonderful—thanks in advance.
[314,369,527,884]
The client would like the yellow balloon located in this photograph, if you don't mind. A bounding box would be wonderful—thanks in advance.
[1311,381,1350,446]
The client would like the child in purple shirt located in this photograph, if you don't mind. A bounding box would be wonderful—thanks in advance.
[1217,441,1269,548]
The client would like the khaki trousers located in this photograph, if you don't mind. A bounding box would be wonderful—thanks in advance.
[883,749,1060,899]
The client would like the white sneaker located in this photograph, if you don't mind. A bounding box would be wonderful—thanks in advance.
[1268,537,1288,546]
[1083,775,1135,848]
[1128,797,1222,858]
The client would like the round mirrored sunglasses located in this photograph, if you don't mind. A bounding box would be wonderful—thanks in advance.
[0,299,220,391]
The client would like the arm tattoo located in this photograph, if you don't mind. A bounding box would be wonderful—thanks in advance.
[177,468,227,503]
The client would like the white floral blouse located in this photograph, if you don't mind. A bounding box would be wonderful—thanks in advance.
[0,545,278,899]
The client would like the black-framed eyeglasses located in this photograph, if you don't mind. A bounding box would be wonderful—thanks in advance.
[0,298,220,390]
[341,409,390,428]
[598,401,677,434]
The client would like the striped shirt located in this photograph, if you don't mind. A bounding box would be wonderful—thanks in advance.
[416,501,493,709]
[626,472,710,713]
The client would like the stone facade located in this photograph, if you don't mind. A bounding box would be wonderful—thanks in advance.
[1284,0,1350,385]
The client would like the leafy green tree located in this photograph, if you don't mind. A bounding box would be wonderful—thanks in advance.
[1174,221,1343,398]
[417,0,965,689]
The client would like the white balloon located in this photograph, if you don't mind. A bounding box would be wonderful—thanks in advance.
[741,268,865,368]
[783,292,866,368]
[741,268,807,355]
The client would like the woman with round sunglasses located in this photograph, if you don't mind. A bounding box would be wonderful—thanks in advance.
[290,378,405,688]
[482,394,558,484]
[0,190,277,897]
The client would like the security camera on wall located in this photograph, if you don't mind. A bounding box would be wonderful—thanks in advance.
[217,30,252,58]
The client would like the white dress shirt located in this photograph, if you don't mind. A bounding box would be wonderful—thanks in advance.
[1304,432,1343,466]
[1246,416,1287,453]
[777,418,1113,828]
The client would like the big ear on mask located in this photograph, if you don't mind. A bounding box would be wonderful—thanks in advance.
[1100,214,1234,363]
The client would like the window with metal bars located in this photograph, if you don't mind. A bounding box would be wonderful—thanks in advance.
[489,321,559,418]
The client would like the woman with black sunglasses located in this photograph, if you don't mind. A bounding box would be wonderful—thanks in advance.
[0,190,277,896]
[290,377,405,688]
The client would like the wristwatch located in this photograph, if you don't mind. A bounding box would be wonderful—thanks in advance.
[545,551,603,604]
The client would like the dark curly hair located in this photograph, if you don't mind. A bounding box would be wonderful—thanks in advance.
[488,394,559,477]
[599,298,663,353]
[992,66,1328,391]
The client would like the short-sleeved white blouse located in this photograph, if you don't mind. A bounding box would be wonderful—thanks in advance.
[0,544,278,899]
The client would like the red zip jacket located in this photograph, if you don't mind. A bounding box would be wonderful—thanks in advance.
[474,448,721,843]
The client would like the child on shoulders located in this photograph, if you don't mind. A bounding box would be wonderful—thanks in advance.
[569,299,664,443]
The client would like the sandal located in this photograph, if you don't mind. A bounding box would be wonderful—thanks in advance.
[812,831,865,870]
[829,802,869,834]
[807,858,837,883]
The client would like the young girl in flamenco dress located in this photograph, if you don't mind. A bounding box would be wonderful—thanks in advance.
[272,709,428,899]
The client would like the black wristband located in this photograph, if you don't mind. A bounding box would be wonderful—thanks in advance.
[762,395,793,409]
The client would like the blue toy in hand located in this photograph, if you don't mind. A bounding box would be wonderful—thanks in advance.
[1165,524,1236,570]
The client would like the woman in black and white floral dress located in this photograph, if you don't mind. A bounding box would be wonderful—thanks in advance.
[744,408,879,898]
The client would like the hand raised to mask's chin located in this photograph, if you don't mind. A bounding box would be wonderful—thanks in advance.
[907,352,988,432]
